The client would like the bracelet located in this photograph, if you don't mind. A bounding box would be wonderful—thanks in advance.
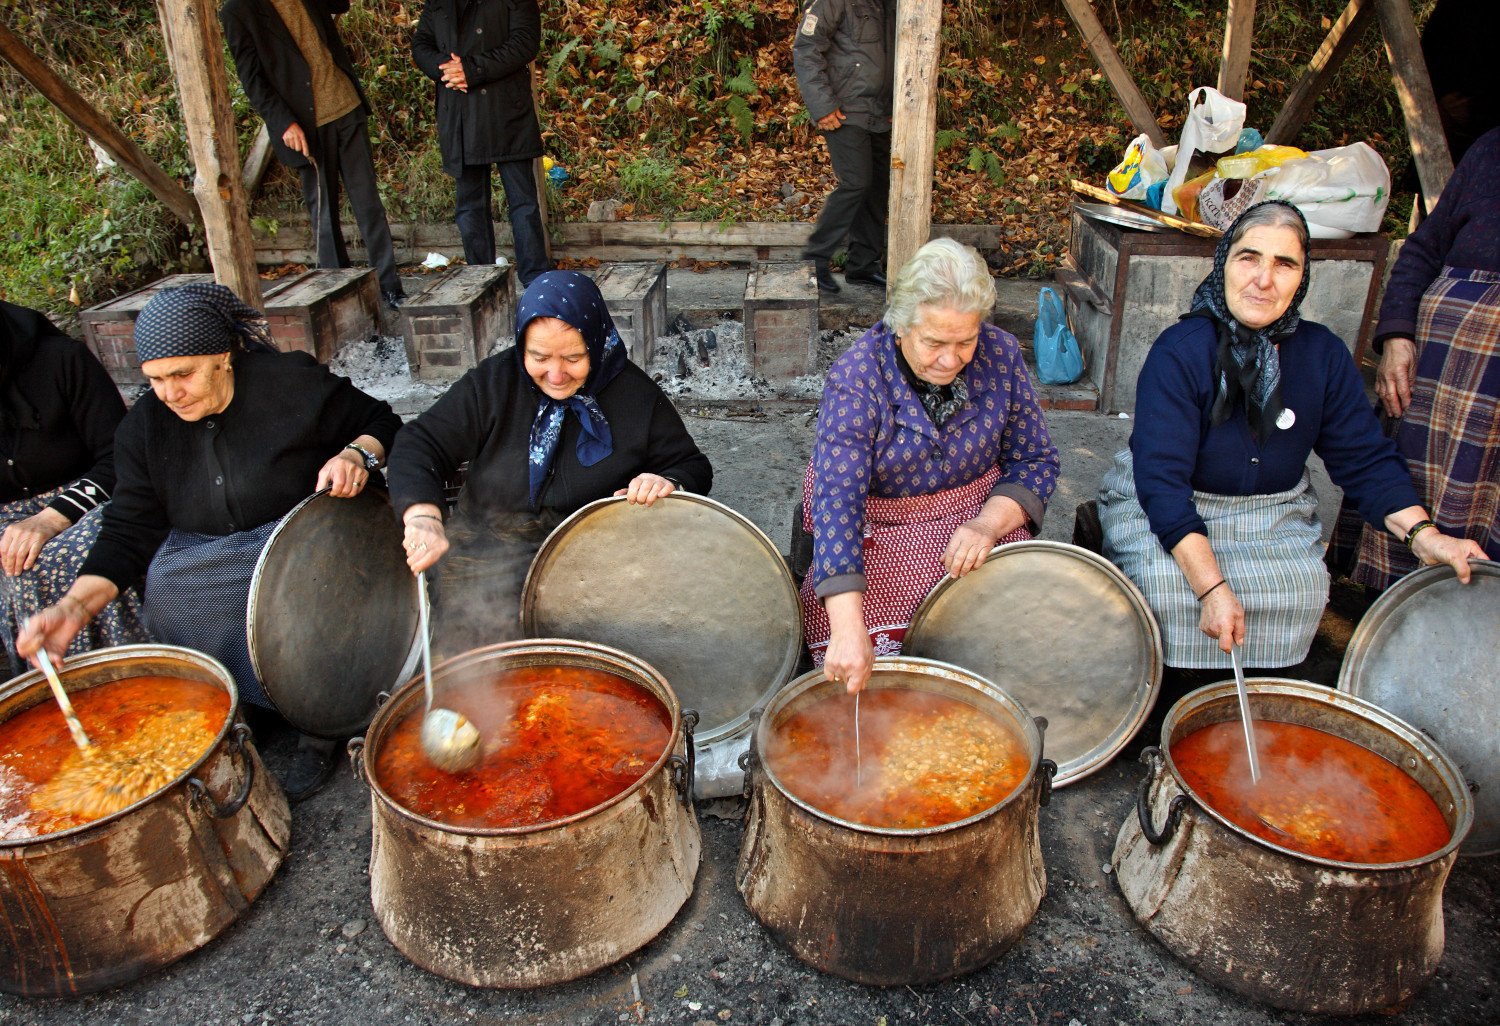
[1403,519,1436,550]
[1195,579,1227,602]
[406,514,442,525]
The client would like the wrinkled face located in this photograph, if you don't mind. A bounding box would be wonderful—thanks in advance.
[141,353,234,422]
[523,317,591,400]
[1224,224,1305,331]
[896,305,982,386]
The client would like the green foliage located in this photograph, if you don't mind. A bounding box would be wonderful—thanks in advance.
[618,156,681,216]
[546,37,584,88]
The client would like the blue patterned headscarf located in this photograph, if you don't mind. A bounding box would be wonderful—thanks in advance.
[134,282,277,363]
[514,271,629,509]
[1185,200,1310,445]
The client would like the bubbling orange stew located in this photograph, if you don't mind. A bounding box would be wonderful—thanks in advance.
[1172,719,1451,863]
[373,664,672,828]
[766,688,1030,830]
[0,675,230,840]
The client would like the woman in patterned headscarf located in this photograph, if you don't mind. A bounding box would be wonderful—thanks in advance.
[18,283,401,800]
[805,238,1060,693]
[387,270,712,656]
[1098,201,1482,677]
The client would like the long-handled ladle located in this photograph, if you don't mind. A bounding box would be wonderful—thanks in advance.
[415,572,481,773]
[36,647,91,750]
[1230,642,1261,785]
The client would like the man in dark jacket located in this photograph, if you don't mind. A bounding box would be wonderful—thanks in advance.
[793,0,895,293]
[413,0,552,286]
[220,0,405,307]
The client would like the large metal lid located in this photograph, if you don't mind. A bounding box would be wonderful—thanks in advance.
[1338,560,1500,856]
[249,488,420,739]
[904,540,1162,787]
[521,493,802,746]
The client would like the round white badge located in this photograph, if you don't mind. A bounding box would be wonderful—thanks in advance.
[1276,408,1296,430]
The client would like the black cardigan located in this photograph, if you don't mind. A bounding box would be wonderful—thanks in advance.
[387,349,712,521]
[0,301,125,521]
[81,349,401,590]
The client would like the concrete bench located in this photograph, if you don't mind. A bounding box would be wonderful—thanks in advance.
[594,261,667,367]
[744,261,818,380]
[401,265,514,380]
[262,268,380,364]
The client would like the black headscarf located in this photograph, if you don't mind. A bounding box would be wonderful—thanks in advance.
[1184,200,1311,444]
[133,283,277,363]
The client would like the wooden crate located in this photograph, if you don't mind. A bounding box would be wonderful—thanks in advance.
[744,261,818,380]
[79,273,215,385]
[262,268,380,363]
[402,265,515,380]
[594,262,667,367]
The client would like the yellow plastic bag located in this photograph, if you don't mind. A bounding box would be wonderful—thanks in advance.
[1171,169,1218,225]
[1215,145,1308,181]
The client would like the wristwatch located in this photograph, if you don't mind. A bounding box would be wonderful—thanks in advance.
[345,442,381,470]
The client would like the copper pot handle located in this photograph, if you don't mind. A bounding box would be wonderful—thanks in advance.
[738,706,764,799]
[187,723,256,819]
[347,736,367,785]
[1136,746,1188,846]
[667,709,698,806]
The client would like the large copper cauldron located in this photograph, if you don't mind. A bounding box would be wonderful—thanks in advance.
[738,657,1055,985]
[1113,679,1472,1014]
[0,645,290,997]
[352,639,699,988]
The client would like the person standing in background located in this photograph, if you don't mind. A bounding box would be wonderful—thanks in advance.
[412,0,553,286]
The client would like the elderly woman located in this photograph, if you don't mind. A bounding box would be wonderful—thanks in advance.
[804,238,1060,693]
[18,283,401,799]
[1099,201,1484,673]
[387,271,712,655]
[0,301,146,674]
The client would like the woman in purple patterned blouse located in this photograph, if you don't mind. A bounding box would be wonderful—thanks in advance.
[802,238,1060,692]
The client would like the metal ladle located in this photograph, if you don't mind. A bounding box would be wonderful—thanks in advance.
[415,572,480,772]
[1230,643,1261,785]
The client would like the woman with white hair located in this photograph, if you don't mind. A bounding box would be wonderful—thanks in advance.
[802,238,1060,692]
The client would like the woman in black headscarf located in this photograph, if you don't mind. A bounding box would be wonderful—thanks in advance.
[1096,201,1481,675]
[387,270,712,655]
[18,283,401,798]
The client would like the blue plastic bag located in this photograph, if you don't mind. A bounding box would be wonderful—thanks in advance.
[1034,287,1084,385]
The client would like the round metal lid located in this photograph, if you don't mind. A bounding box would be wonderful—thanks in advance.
[521,493,802,746]
[1338,559,1500,856]
[249,488,420,739]
[904,540,1162,787]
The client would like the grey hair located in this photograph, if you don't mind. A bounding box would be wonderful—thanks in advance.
[1227,200,1309,256]
[884,238,996,337]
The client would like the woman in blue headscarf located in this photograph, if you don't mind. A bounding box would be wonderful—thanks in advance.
[386,271,712,654]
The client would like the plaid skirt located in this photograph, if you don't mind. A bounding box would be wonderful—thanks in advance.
[1344,266,1500,590]
[0,486,148,678]
[799,463,1031,662]
[1099,449,1328,669]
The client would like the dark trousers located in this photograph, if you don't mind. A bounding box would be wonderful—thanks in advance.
[295,109,402,297]
[454,160,552,286]
[803,125,890,277]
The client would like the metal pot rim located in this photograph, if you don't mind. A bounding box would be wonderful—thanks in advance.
[360,638,682,837]
[0,644,240,847]
[1158,678,1474,869]
[754,656,1045,837]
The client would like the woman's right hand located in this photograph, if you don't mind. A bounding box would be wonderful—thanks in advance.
[1198,583,1246,655]
[16,597,92,667]
[822,591,874,694]
[1376,337,1417,418]
[403,508,449,574]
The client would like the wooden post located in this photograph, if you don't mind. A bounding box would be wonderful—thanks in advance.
[1059,0,1167,148]
[886,0,942,283]
[1375,0,1452,211]
[0,20,199,226]
[531,65,553,265]
[1216,0,1257,101]
[155,0,262,307]
[1265,0,1374,145]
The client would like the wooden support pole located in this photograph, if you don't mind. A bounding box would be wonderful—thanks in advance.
[155,0,262,307]
[242,125,274,199]
[1265,0,1374,145]
[886,0,942,283]
[1059,0,1167,148]
[1375,0,1452,211]
[1216,0,1257,101]
[0,20,199,226]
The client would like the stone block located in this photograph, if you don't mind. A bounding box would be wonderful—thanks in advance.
[401,265,514,381]
[79,273,215,385]
[594,262,667,367]
[744,261,818,381]
[262,268,380,364]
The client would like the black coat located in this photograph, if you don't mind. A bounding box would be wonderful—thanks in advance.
[219,0,371,169]
[412,0,544,174]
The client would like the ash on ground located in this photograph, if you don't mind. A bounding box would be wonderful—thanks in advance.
[647,321,867,401]
[330,336,443,407]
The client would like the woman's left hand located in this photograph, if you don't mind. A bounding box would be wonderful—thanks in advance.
[0,508,70,576]
[317,449,370,499]
[1410,529,1486,583]
[616,473,676,506]
[943,520,996,579]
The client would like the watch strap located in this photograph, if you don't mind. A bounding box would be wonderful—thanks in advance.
[345,442,380,469]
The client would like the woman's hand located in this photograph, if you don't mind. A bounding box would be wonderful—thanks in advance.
[0,508,70,576]
[1410,528,1485,583]
[615,473,676,506]
[403,506,449,574]
[1198,582,1246,655]
[822,591,874,694]
[15,577,117,666]
[942,495,1025,579]
[317,448,371,498]
[1376,337,1417,418]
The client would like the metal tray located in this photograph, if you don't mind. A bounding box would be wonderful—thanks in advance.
[1338,559,1500,856]
[904,540,1162,787]
[521,493,802,746]
[1073,201,1172,233]
[249,488,420,739]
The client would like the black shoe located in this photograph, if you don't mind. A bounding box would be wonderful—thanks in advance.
[813,265,841,293]
[844,269,887,288]
[281,741,338,803]
[383,290,407,311]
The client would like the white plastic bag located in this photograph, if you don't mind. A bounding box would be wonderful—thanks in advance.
[1197,176,1272,231]
[1262,142,1391,236]
[1162,87,1246,215]
[1106,134,1169,202]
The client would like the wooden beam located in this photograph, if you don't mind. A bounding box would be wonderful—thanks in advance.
[1375,0,1452,211]
[241,124,274,199]
[1059,0,1167,148]
[1265,0,1374,145]
[886,0,943,285]
[0,20,199,226]
[155,0,263,307]
[1216,0,1257,101]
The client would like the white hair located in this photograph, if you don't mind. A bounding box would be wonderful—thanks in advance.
[884,238,997,337]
